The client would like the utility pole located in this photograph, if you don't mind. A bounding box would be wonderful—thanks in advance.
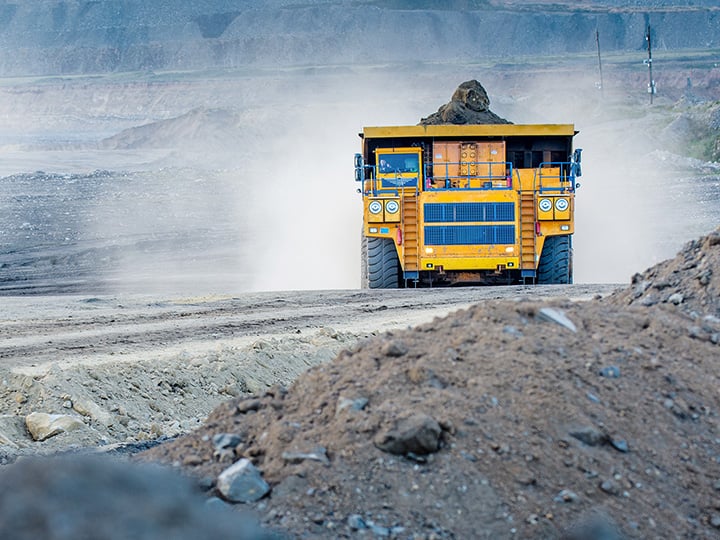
[595,29,604,98]
[644,25,656,104]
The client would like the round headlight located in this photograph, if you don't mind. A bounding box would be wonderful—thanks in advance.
[368,201,383,214]
[555,198,569,212]
[385,200,399,214]
[538,198,552,212]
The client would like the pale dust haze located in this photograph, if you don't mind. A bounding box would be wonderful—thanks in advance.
[0,66,715,293]
[242,74,428,292]
[490,67,703,284]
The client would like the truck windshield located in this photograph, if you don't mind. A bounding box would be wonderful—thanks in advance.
[377,153,419,174]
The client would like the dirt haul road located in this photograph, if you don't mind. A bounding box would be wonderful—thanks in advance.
[0,284,617,461]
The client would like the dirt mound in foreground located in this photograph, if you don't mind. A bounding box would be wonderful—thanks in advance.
[139,229,720,539]
[419,80,511,125]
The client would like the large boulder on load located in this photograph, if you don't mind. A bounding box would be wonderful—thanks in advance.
[420,80,511,125]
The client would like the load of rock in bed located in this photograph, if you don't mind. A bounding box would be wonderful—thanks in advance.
[139,227,720,539]
[419,80,511,126]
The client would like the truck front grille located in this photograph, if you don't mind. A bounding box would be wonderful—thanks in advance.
[424,225,515,246]
[424,202,514,223]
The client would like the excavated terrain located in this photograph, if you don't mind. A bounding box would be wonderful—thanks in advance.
[141,228,720,539]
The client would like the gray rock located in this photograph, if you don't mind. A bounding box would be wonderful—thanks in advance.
[599,479,620,495]
[711,515,720,528]
[688,325,710,340]
[236,399,262,414]
[382,340,409,357]
[374,412,442,455]
[72,396,114,426]
[610,439,629,453]
[598,366,621,378]
[640,294,659,307]
[368,522,391,537]
[348,514,367,530]
[537,307,577,333]
[554,489,579,503]
[25,412,86,442]
[216,459,270,503]
[281,446,330,466]
[212,433,243,452]
[336,397,369,415]
[667,292,684,305]
[569,427,607,447]
[632,279,652,298]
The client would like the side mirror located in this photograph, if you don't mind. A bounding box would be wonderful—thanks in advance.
[354,153,363,169]
[573,148,582,164]
[354,168,363,182]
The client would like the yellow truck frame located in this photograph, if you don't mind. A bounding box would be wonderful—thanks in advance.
[355,124,582,287]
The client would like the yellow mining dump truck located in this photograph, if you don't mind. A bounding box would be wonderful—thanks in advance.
[355,124,582,287]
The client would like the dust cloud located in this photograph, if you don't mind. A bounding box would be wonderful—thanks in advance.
[241,73,427,291]
[88,71,427,293]
[492,66,711,284]
[1,65,717,293]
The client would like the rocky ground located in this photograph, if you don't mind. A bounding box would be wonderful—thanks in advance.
[0,285,615,461]
[0,42,718,540]
[134,227,720,539]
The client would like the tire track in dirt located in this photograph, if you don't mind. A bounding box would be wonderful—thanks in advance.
[0,285,618,369]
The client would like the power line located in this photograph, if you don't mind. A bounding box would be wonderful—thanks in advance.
[595,29,604,98]
[644,25,656,104]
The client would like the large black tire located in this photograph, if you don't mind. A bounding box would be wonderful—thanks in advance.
[537,235,573,284]
[361,236,400,289]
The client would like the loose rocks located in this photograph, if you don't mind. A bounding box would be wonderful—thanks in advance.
[139,227,720,539]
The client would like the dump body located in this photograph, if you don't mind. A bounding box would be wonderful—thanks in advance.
[356,124,581,287]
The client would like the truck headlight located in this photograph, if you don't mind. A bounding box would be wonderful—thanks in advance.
[538,198,552,212]
[555,198,569,211]
[368,201,382,214]
[385,200,399,214]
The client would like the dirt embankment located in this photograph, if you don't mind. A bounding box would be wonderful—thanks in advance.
[1,2,719,76]
[138,228,720,539]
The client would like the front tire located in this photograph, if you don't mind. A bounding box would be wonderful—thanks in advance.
[362,236,400,289]
[537,235,573,284]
